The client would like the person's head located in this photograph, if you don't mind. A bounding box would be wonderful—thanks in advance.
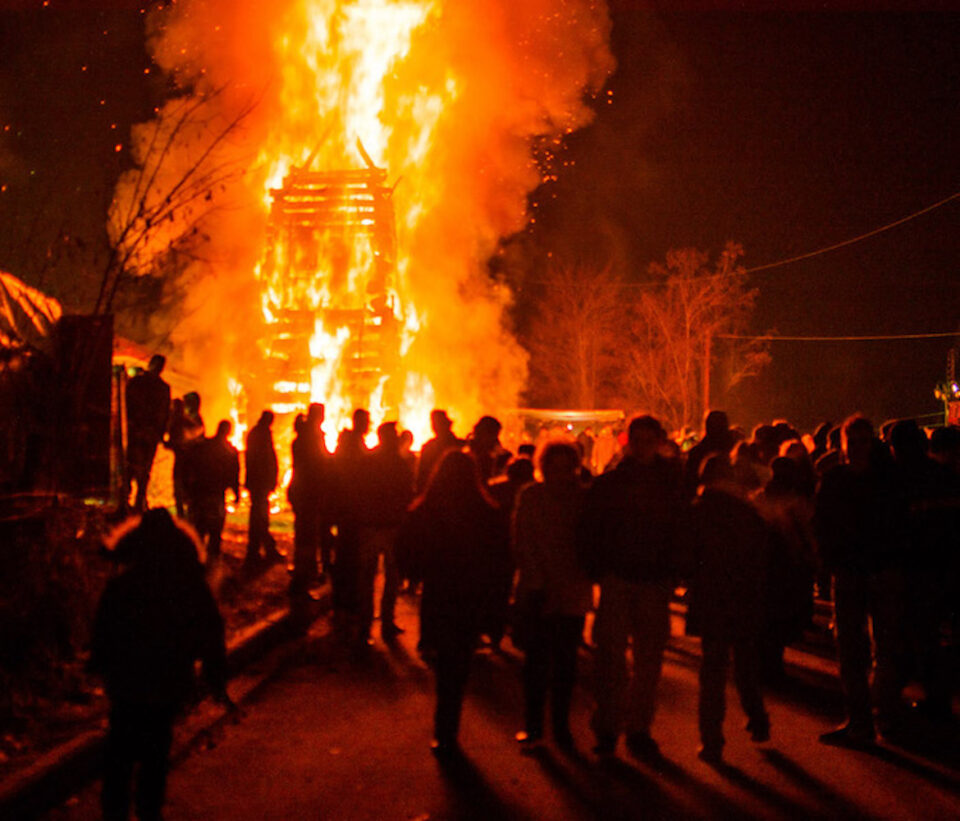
[517,443,536,459]
[171,397,184,416]
[258,409,274,428]
[430,409,452,436]
[766,456,801,498]
[420,450,490,512]
[215,419,232,440]
[377,421,399,451]
[930,425,960,473]
[772,421,800,448]
[107,507,200,568]
[704,410,729,440]
[352,408,370,436]
[827,425,842,451]
[626,414,665,463]
[813,422,832,450]
[506,456,535,485]
[779,439,809,463]
[399,429,414,453]
[148,354,166,375]
[183,391,201,414]
[538,441,580,486]
[752,424,779,464]
[308,403,325,426]
[842,415,875,469]
[889,419,927,465]
[699,453,736,492]
[294,413,306,435]
[472,415,502,453]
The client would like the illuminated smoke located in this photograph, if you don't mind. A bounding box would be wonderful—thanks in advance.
[112,0,614,444]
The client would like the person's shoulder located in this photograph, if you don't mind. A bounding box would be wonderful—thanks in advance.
[517,481,545,503]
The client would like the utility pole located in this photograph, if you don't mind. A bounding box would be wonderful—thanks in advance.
[702,332,711,419]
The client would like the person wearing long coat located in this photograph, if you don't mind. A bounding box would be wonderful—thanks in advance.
[512,441,591,749]
[686,455,770,763]
[398,450,503,754]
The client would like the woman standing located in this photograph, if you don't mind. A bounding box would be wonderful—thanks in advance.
[399,450,504,754]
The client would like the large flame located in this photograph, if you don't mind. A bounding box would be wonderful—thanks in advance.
[114,0,614,452]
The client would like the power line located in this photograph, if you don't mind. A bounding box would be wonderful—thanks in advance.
[744,189,960,274]
[524,188,960,290]
[718,331,959,342]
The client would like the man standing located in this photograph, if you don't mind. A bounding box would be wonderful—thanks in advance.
[289,403,329,598]
[815,415,908,746]
[186,420,240,562]
[124,354,171,512]
[467,415,504,483]
[356,422,415,644]
[686,456,770,763]
[244,410,280,568]
[417,409,464,493]
[578,414,684,759]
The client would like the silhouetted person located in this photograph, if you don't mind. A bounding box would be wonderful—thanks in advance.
[814,425,844,477]
[164,392,204,518]
[468,415,503,483]
[356,422,415,644]
[512,442,589,750]
[816,416,908,747]
[398,450,503,754]
[578,414,684,759]
[686,456,770,763]
[244,410,280,568]
[754,457,817,685]
[416,409,464,493]
[779,438,818,500]
[577,428,595,473]
[811,421,833,465]
[289,403,329,598]
[890,420,958,723]
[90,509,228,821]
[486,456,534,648]
[186,420,240,561]
[124,355,171,512]
[329,408,371,626]
[684,410,734,498]
[398,428,416,476]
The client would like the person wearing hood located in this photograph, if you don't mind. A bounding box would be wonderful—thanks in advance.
[90,509,229,821]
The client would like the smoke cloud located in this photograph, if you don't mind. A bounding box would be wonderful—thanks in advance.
[112,0,615,435]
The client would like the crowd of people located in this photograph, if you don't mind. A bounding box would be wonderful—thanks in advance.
[109,357,960,818]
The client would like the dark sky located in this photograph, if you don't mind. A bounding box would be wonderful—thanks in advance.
[528,2,960,430]
[1,1,958,430]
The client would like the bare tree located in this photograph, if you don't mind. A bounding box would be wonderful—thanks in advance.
[95,87,257,315]
[625,242,769,431]
[524,262,627,409]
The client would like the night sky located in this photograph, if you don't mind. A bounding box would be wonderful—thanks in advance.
[1,1,958,431]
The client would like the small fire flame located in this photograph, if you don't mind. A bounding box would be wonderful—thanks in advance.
[113,0,614,459]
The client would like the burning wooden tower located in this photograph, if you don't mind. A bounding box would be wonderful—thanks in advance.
[251,144,401,422]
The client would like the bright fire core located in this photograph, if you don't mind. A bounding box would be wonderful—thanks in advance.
[120,0,614,451]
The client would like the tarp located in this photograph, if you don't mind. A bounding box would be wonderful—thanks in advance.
[0,271,62,355]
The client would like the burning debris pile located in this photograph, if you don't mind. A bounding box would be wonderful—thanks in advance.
[113,0,615,444]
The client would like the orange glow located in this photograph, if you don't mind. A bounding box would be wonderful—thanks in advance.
[112,0,614,463]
